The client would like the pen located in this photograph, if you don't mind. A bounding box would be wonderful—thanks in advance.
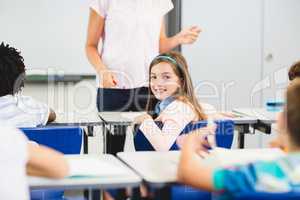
[206,118,216,149]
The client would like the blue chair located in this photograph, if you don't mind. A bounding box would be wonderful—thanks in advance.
[233,191,300,200]
[134,120,234,151]
[20,126,83,200]
[134,120,235,200]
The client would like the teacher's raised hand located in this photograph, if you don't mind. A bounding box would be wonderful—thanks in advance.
[176,26,202,45]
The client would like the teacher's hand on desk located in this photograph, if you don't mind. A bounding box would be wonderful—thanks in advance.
[99,70,118,88]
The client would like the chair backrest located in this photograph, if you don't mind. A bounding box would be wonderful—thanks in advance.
[233,192,300,200]
[20,126,83,200]
[20,126,83,154]
[134,120,234,151]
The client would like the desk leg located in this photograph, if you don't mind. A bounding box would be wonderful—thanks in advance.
[83,189,101,200]
[102,124,128,154]
[91,189,101,200]
[153,187,171,200]
[83,130,89,200]
[84,126,95,154]
[236,124,250,149]
[87,126,94,137]
[102,124,107,154]
[83,129,89,154]
[131,186,170,200]
[238,132,245,149]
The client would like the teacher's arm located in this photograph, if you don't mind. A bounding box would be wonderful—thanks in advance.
[85,9,116,88]
[159,20,202,53]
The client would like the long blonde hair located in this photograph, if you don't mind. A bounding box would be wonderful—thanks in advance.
[146,51,207,121]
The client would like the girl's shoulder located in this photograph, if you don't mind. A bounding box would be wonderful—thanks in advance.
[165,98,194,113]
[175,96,194,108]
[158,99,197,121]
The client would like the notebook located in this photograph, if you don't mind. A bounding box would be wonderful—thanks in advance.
[201,147,286,168]
[66,156,128,177]
[120,112,146,121]
[170,148,285,168]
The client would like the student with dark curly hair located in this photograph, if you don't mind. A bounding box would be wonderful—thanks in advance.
[288,60,300,81]
[0,42,56,127]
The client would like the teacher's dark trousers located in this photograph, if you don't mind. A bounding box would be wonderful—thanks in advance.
[96,87,149,155]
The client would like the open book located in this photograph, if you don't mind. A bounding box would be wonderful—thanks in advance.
[66,156,128,177]
[201,147,286,168]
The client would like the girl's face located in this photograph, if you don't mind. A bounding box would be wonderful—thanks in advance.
[150,62,181,101]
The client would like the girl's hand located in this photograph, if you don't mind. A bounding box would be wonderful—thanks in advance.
[176,26,202,45]
[99,70,118,88]
[270,112,287,152]
[133,114,152,125]
[269,137,287,152]
[177,125,216,154]
[155,113,167,122]
[269,137,282,148]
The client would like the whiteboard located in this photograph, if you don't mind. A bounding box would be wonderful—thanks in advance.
[0,0,94,75]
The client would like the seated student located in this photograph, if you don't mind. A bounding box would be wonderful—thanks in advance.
[0,124,69,200]
[177,78,300,199]
[270,60,300,149]
[0,42,56,127]
[288,60,300,81]
[134,51,207,151]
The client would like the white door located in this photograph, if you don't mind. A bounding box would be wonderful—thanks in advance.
[262,0,300,103]
[261,0,300,147]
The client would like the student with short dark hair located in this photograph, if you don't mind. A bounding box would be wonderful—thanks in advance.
[288,60,300,81]
[0,42,56,127]
[177,78,300,199]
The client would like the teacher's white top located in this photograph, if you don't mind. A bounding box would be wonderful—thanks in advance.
[89,0,174,89]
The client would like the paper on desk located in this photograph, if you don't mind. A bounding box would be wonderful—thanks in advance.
[67,157,128,177]
[233,108,277,120]
[120,112,146,121]
[202,147,285,168]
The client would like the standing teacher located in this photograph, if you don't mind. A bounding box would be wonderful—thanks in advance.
[86,0,201,155]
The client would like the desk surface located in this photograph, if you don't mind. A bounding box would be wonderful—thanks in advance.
[98,111,257,125]
[117,151,180,188]
[28,155,141,190]
[229,116,257,125]
[50,111,103,126]
[98,112,146,125]
[232,108,278,124]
